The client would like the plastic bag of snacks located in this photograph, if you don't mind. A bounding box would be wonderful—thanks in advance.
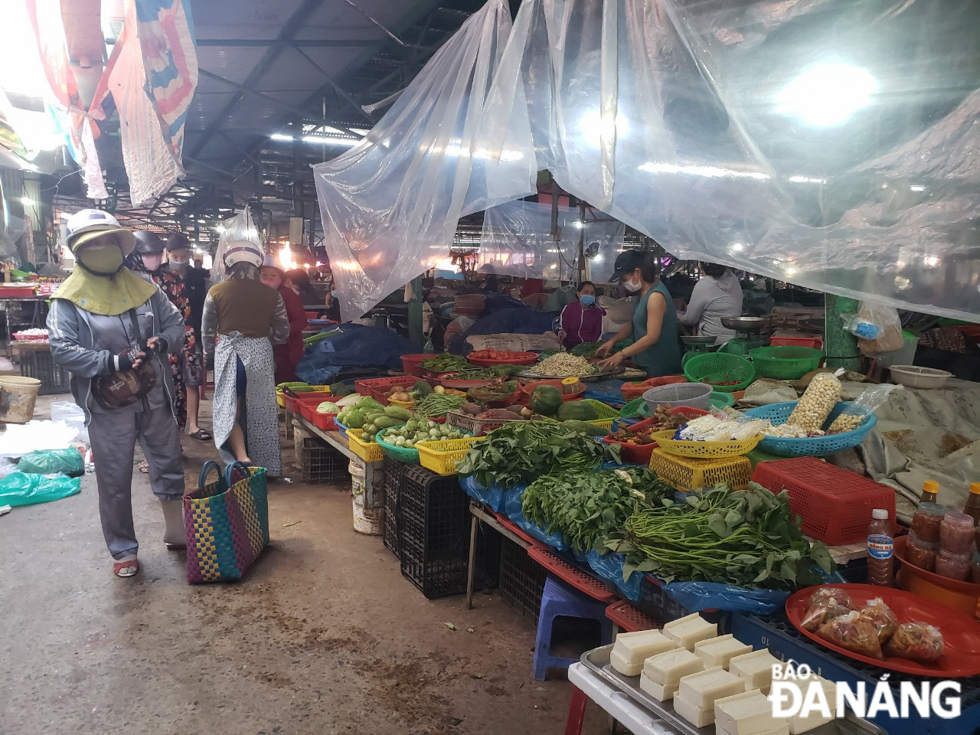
[857,598,898,645]
[801,587,855,632]
[787,369,843,433]
[816,610,884,659]
[884,622,944,663]
[827,384,900,435]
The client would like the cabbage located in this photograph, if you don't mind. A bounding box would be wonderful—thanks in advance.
[316,402,340,414]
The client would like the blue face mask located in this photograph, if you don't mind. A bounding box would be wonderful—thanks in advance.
[330,290,337,298]
[579,294,596,306]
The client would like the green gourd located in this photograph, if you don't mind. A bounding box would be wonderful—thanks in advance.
[557,401,598,421]
[529,385,563,416]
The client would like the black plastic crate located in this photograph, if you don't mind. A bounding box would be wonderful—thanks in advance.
[398,464,499,599]
[19,349,71,395]
[636,574,692,624]
[382,455,414,559]
[498,536,547,621]
[298,437,349,483]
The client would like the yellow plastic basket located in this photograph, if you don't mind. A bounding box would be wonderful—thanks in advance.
[347,429,385,463]
[649,449,752,491]
[582,399,620,420]
[587,418,615,431]
[650,430,761,459]
[388,397,415,410]
[276,383,330,406]
[416,436,483,476]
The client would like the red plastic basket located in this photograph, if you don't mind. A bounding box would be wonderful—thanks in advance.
[467,350,538,368]
[354,375,421,403]
[438,372,492,389]
[751,457,896,545]
[769,334,823,350]
[400,354,429,376]
[296,393,334,421]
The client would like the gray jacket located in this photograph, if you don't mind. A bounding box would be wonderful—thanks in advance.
[46,288,186,424]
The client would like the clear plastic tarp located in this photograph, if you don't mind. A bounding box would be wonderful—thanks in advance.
[316,0,980,322]
[477,200,625,283]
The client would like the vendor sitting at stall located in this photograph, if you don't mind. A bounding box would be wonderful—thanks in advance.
[260,256,308,384]
[596,250,681,377]
[559,281,605,349]
[677,262,743,345]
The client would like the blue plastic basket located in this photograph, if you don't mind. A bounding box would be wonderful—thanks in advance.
[742,401,877,457]
[335,420,349,439]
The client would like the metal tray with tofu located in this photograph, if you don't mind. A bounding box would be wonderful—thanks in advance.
[581,643,884,735]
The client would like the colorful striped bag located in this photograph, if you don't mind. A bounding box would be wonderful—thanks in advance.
[184,461,269,584]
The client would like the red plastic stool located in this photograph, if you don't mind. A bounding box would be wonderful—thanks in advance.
[564,686,589,735]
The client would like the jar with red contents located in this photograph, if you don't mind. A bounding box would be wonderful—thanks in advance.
[906,531,940,572]
[940,509,976,555]
[936,549,972,581]
[910,502,945,543]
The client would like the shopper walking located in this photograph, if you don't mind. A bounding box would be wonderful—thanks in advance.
[165,234,210,441]
[47,210,187,578]
[260,256,308,384]
[201,241,290,475]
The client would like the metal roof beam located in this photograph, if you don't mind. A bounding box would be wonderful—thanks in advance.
[196,38,376,47]
[290,46,374,123]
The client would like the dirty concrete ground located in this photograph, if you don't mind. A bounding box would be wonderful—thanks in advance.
[1,396,612,735]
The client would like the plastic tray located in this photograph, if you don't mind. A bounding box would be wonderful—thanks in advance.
[621,375,687,401]
[438,372,493,389]
[751,457,895,545]
[743,401,878,457]
[416,436,482,475]
[683,352,755,392]
[648,449,752,491]
[750,346,823,380]
[894,535,980,619]
[786,584,980,676]
[467,351,538,367]
[888,365,951,389]
[651,429,761,459]
[347,429,385,462]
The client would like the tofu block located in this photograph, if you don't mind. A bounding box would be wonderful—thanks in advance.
[718,725,789,735]
[694,634,753,670]
[676,666,745,711]
[715,689,787,735]
[787,677,837,734]
[610,629,677,676]
[639,671,678,702]
[643,648,704,687]
[729,649,780,694]
[673,694,714,728]
[663,612,717,651]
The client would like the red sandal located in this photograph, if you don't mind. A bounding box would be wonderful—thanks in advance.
[113,557,139,578]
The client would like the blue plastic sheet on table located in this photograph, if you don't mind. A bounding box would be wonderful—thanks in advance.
[0,473,81,507]
[460,475,506,513]
[509,508,569,551]
[295,324,415,385]
[501,484,526,518]
[582,380,626,407]
[586,549,641,601]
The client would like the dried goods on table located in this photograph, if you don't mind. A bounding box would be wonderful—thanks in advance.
[787,371,842,433]
[527,353,598,377]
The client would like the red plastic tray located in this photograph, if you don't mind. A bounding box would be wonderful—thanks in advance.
[605,600,660,632]
[895,535,980,595]
[516,379,586,405]
[400,354,429,377]
[527,546,617,602]
[467,351,538,368]
[770,335,823,350]
[751,457,896,546]
[438,372,492,389]
[786,583,980,677]
[622,375,687,401]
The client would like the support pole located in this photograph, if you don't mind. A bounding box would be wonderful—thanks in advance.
[408,275,424,347]
[824,295,860,371]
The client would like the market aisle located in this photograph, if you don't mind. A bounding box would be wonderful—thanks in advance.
[1,397,609,735]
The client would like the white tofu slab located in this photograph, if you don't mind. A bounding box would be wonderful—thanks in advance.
[694,634,753,670]
[643,647,704,687]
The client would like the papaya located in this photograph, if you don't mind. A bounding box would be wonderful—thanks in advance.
[557,401,598,421]
[529,385,563,416]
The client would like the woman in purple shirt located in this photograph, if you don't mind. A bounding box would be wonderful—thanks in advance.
[559,281,606,349]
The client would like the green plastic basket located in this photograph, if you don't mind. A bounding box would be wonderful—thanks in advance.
[683,352,755,393]
[582,399,620,420]
[375,426,418,463]
[620,397,645,418]
[750,346,822,380]
[709,392,735,409]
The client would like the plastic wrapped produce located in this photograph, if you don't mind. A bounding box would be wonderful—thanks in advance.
[827,384,899,435]
[801,588,855,632]
[885,623,944,664]
[858,598,898,645]
[940,509,976,555]
[787,371,842,433]
[816,611,884,659]
[935,549,971,581]
[910,503,945,543]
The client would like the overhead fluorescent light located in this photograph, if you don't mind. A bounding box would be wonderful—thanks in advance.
[777,61,877,127]
[639,162,770,181]
[270,133,294,142]
[788,175,827,184]
[301,135,359,147]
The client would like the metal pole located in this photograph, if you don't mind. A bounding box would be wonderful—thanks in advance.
[824,295,861,371]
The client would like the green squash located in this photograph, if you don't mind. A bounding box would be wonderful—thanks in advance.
[529,385,563,416]
[557,401,598,421]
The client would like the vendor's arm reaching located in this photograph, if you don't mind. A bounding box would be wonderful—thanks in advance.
[594,321,632,358]
[599,291,668,369]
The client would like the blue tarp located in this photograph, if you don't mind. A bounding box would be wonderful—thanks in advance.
[295,324,416,384]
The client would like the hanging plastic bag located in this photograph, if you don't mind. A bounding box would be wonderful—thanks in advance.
[0,473,81,507]
[16,447,85,477]
[841,303,904,355]
[827,384,900,434]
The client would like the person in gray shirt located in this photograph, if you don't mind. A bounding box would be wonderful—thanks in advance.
[678,262,744,345]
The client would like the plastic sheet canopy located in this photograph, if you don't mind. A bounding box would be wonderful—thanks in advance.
[316,0,980,322]
[477,200,625,283]
[211,207,263,284]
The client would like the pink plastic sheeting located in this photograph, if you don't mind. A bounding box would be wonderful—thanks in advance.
[317,0,980,321]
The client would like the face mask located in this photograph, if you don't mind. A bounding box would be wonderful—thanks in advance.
[78,245,124,274]
[330,290,337,298]
[579,294,595,306]
[142,254,163,272]
[623,277,641,293]
[169,256,190,272]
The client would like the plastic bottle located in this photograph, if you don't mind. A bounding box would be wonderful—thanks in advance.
[920,480,939,504]
[963,483,980,527]
[867,508,894,586]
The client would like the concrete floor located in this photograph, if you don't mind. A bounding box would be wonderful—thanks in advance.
[1,396,611,735]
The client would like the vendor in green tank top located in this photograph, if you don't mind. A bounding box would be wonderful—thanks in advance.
[595,250,681,377]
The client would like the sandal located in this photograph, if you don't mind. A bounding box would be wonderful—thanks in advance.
[189,428,212,441]
[114,557,139,578]
[139,462,150,474]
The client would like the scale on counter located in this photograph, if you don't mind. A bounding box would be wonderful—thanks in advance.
[718,316,771,356]
[680,335,717,368]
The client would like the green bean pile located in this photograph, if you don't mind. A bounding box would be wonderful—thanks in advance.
[412,393,466,418]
